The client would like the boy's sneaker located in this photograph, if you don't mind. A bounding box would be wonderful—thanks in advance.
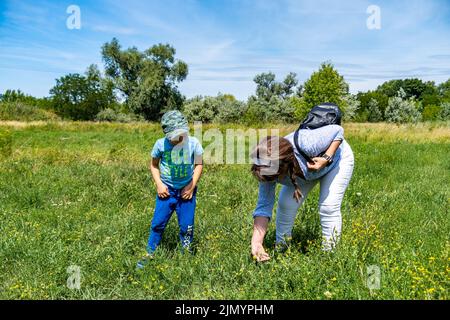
[136,252,154,269]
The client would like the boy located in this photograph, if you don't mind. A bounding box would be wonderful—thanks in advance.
[137,110,203,269]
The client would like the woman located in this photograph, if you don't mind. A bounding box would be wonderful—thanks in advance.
[250,124,354,262]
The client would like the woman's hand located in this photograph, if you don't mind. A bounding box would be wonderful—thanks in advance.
[251,243,271,262]
[157,182,170,198]
[251,217,270,262]
[181,181,195,200]
[307,157,329,171]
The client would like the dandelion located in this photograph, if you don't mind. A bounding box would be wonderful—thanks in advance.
[324,291,333,299]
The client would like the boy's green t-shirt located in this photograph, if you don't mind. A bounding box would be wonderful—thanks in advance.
[151,136,203,189]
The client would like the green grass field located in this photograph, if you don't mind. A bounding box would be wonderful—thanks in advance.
[0,121,448,299]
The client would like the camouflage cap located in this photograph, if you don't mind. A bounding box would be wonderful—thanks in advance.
[161,110,189,140]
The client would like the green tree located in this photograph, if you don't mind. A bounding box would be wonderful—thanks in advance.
[356,90,389,120]
[299,62,349,113]
[101,38,188,121]
[291,96,310,121]
[50,65,115,120]
[377,78,437,100]
[253,72,299,101]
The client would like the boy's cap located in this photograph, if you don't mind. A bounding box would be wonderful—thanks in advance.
[161,110,189,140]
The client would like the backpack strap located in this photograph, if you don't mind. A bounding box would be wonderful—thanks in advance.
[293,127,315,164]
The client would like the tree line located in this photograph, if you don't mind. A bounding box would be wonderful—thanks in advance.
[1,38,449,124]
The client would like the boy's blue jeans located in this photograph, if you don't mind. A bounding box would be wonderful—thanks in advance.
[147,185,197,253]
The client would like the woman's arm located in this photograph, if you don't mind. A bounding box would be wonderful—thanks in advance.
[307,139,342,171]
[251,181,276,262]
[297,125,344,157]
[251,217,270,262]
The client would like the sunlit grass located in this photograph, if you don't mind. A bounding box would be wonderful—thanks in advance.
[0,121,448,299]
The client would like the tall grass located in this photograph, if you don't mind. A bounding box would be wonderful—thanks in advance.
[0,102,59,122]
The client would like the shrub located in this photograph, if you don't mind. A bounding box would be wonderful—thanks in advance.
[356,90,389,119]
[215,99,246,123]
[385,89,422,124]
[341,94,360,122]
[367,98,383,122]
[0,101,59,121]
[243,96,296,124]
[439,102,450,120]
[292,96,310,122]
[422,105,442,121]
[95,108,144,123]
[183,94,246,123]
[183,96,219,122]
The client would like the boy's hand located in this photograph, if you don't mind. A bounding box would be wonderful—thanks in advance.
[157,182,170,198]
[181,181,195,200]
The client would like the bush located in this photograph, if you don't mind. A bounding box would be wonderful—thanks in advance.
[439,102,450,120]
[95,108,144,123]
[385,89,422,124]
[215,98,246,123]
[341,94,360,122]
[367,98,383,122]
[356,91,389,119]
[292,96,310,122]
[183,96,219,123]
[0,101,59,121]
[243,96,296,124]
[422,105,442,121]
[183,94,246,123]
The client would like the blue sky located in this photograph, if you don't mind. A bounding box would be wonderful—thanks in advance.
[1,0,449,100]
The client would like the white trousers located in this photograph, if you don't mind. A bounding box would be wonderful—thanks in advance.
[276,140,355,250]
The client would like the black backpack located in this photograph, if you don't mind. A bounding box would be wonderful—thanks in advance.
[293,103,342,164]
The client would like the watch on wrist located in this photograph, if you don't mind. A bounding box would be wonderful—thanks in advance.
[321,153,333,164]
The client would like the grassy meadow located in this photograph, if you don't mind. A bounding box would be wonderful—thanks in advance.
[0,121,449,299]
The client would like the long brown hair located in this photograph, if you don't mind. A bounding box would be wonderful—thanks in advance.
[251,136,303,202]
